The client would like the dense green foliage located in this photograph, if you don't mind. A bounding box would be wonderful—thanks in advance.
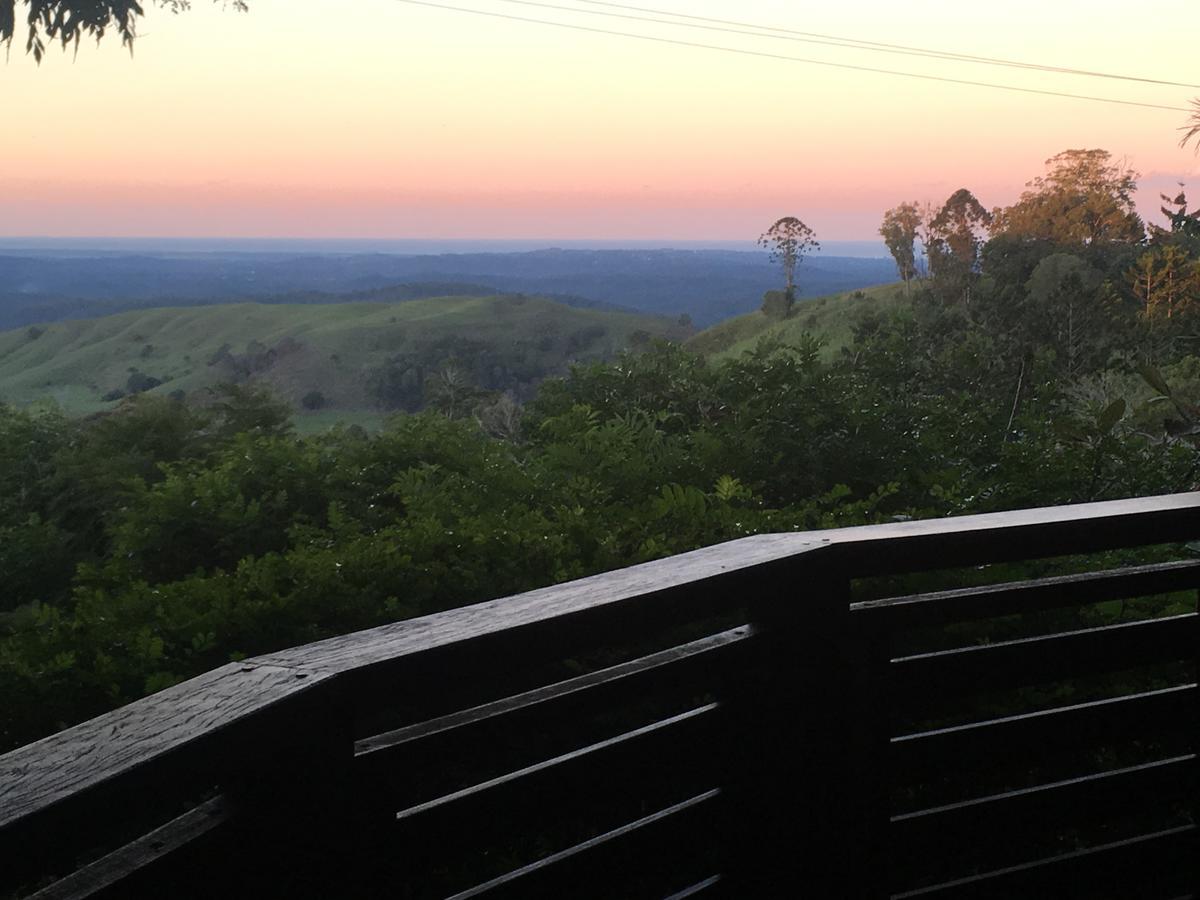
[0,367,900,750]
[0,301,1196,749]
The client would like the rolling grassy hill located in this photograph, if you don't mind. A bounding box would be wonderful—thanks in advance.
[0,294,686,425]
[687,282,908,361]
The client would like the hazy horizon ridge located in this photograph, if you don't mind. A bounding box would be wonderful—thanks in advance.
[0,237,890,259]
[0,241,900,329]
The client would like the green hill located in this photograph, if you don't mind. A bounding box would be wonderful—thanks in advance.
[688,282,908,360]
[0,294,686,424]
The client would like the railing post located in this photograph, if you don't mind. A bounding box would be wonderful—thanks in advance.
[847,599,892,898]
[1194,581,1200,900]
[221,676,363,898]
[725,553,878,895]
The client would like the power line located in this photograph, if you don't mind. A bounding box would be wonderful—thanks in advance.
[393,0,1192,113]
[573,0,1200,90]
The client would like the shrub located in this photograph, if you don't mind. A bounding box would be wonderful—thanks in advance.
[126,371,163,394]
[628,329,653,348]
[207,344,233,366]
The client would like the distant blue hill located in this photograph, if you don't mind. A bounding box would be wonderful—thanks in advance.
[0,244,897,329]
[0,237,890,257]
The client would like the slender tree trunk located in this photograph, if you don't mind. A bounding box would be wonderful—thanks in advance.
[1003,356,1026,443]
[1066,302,1076,379]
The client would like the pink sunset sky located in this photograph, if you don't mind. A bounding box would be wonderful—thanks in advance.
[3,0,1200,241]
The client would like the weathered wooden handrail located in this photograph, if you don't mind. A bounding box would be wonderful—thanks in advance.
[3,491,1200,898]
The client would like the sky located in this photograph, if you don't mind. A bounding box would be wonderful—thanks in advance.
[3,0,1200,241]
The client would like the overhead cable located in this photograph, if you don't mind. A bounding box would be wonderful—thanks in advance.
[393,0,1192,113]
[571,0,1200,90]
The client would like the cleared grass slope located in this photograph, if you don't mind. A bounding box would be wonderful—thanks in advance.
[0,294,683,416]
[688,282,908,360]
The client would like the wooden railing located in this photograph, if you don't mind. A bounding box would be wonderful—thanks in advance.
[3,492,1200,898]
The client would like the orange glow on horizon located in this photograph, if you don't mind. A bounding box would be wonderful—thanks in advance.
[3,0,1200,240]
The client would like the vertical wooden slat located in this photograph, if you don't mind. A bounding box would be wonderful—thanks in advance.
[726,558,856,894]
[1193,587,1200,900]
[222,681,363,898]
[848,604,892,898]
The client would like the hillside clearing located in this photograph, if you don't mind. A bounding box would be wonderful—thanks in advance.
[688,282,909,360]
[0,295,685,416]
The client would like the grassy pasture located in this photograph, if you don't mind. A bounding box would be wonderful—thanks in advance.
[0,294,682,417]
[688,282,907,360]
